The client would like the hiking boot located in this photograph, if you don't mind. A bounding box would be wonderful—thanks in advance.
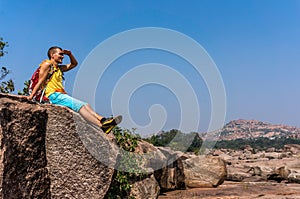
[101,115,122,127]
[101,125,116,134]
[100,115,122,134]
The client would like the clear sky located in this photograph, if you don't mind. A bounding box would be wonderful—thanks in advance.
[1,0,300,136]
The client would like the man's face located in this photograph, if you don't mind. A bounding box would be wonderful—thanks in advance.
[51,48,64,64]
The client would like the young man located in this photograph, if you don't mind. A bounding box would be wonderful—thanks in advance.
[27,46,121,133]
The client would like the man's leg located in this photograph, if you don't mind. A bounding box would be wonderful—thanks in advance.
[48,93,118,132]
[79,105,121,133]
[84,104,104,121]
[84,104,122,128]
[79,105,102,127]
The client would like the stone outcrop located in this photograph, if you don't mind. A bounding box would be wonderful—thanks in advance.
[129,174,160,199]
[0,94,227,198]
[0,97,50,198]
[155,147,227,191]
[154,147,185,191]
[44,103,119,198]
[182,155,227,188]
[0,94,118,198]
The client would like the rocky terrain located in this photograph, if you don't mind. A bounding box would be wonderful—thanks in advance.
[0,94,226,198]
[1,93,300,199]
[158,120,300,198]
[159,181,300,199]
[159,145,300,199]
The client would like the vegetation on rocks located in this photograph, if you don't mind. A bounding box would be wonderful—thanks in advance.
[106,127,145,199]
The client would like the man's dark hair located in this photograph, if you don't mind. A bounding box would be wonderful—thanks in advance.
[47,46,62,59]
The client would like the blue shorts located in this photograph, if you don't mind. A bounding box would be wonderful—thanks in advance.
[48,92,87,112]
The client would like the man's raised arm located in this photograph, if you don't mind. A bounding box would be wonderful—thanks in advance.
[60,49,78,72]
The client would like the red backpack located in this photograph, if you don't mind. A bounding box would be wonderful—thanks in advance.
[29,61,54,103]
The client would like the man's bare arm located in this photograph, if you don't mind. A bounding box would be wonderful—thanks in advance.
[59,50,78,72]
[26,62,51,100]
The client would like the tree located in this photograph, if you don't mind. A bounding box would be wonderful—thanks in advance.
[143,130,203,154]
[0,66,9,80]
[0,38,15,93]
[18,80,30,95]
[0,77,14,93]
[0,37,8,57]
[186,132,203,153]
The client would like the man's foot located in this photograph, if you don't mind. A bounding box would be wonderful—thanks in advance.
[101,115,122,127]
[101,125,115,134]
[100,115,122,134]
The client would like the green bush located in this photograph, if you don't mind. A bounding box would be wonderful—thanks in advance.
[105,127,145,199]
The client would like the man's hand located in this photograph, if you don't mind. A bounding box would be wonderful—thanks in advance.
[26,95,33,100]
[62,49,72,56]
[20,95,33,100]
[59,49,78,72]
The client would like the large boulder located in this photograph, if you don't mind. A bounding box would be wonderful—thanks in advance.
[182,155,227,188]
[44,104,119,198]
[155,148,227,191]
[134,140,167,173]
[247,166,291,182]
[0,94,119,198]
[155,147,185,191]
[129,174,160,199]
[0,96,50,198]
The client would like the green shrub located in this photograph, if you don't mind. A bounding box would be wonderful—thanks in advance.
[105,127,145,199]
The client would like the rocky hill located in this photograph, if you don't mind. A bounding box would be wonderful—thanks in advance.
[218,119,300,140]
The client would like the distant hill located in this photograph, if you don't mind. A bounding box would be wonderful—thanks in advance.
[218,119,300,140]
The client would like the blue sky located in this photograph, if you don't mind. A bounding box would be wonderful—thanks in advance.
[1,0,300,136]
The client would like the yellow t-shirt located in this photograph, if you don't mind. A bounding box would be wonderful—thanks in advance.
[43,60,65,97]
